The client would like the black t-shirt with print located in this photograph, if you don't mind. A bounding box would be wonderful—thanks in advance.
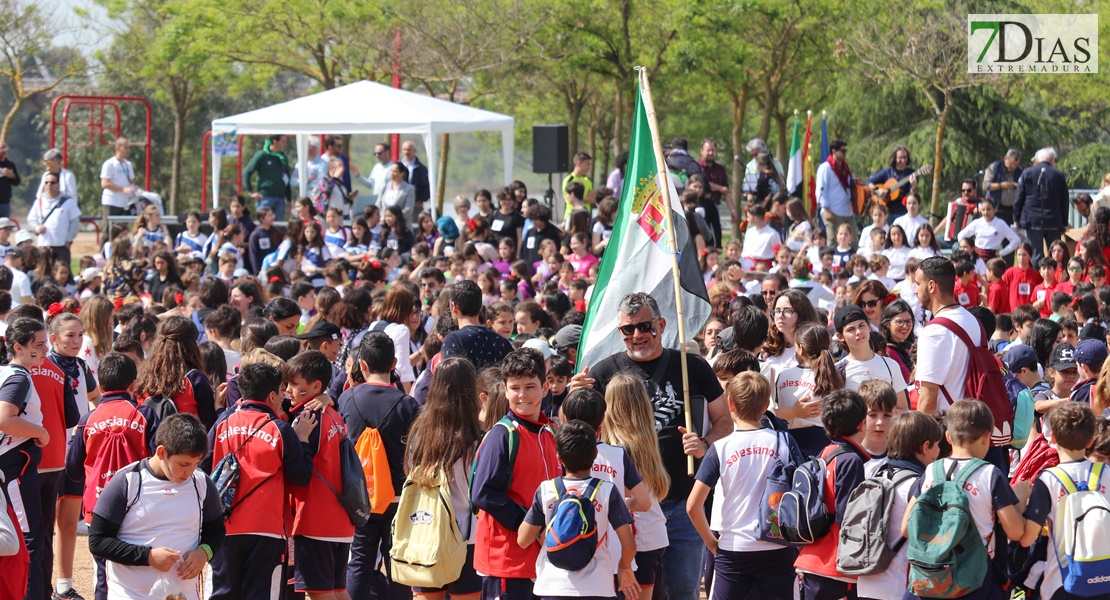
[590,348,723,500]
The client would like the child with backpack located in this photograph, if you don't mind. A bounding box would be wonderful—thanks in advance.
[601,373,671,600]
[851,411,943,600]
[337,332,420,599]
[793,388,871,600]
[687,371,804,599]
[517,420,639,600]
[900,399,1027,600]
[834,305,910,410]
[1002,345,1039,451]
[206,362,318,600]
[64,353,159,600]
[391,357,483,599]
[470,348,560,600]
[87,413,225,600]
[1018,403,1110,600]
[858,379,897,476]
[285,351,357,600]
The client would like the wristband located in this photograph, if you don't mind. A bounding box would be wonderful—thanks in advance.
[199,544,213,561]
[700,437,710,451]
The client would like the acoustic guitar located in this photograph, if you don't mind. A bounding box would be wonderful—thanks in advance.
[850,165,933,215]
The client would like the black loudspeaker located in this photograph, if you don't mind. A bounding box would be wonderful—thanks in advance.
[533,125,569,173]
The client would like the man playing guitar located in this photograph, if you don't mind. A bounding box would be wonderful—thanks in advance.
[867,145,918,219]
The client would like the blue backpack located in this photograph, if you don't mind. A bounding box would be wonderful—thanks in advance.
[1003,373,1035,450]
[544,477,602,571]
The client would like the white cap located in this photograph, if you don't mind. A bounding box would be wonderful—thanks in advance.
[80,267,103,283]
[0,218,14,229]
[523,338,553,360]
[13,230,34,244]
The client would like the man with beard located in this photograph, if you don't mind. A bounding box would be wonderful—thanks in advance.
[914,256,980,417]
[568,292,730,600]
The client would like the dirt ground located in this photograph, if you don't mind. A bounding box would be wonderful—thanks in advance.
[71,533,96,597]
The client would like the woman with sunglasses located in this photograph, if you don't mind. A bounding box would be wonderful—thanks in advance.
[853,279,889,332]
[761,289,819,375]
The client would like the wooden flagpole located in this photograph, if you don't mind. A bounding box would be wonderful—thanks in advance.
[636,67,696,476]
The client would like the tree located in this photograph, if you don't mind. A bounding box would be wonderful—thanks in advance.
[0,0,85,140]
[94,0,235,212]
[852,0,989,220]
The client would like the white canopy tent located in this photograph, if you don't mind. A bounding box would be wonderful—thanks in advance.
[210,80,515,213]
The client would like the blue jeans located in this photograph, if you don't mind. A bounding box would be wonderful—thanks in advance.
[660,497,707,600]
[257,195,287,221]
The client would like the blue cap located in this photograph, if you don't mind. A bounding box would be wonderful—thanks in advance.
[1003,344,1038,374]
[1075,339,1108,369]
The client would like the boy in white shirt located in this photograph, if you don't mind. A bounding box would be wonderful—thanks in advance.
[900,400,1027,600]
[1018,403,1110,600]
[687,371,804,600]
[740,205,781,271]
[956,198,1022,262]
[518,420,639,600]
[857,203,890,249]
[834,305,909,410]
[858,379,897,476]
[856,411,942,600]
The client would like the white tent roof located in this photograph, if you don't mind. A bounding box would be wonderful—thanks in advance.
[210,80,515,208]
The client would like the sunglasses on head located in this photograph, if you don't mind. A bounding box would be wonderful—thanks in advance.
[618,320,656,336]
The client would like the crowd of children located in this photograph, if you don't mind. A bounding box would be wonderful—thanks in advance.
[5,173,1110,600]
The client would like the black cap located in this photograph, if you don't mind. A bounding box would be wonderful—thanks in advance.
[296,320,341,341]
[1049,343,1077,371]
[834,305,868,332]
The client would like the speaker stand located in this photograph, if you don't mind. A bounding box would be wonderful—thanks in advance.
[543,173,555,207]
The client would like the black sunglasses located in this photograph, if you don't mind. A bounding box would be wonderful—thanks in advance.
[860,299,881,308]
[618,320,656,336]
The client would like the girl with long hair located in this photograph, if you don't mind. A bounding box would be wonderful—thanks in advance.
[601,374,670,600]
[381,205,414,255]
[762,289,819,373]
[774,321,843,457]
[881,299,916,383]
[883,224,911,281]
[175,211,209,260]
[134,316,216,429]
[403,357,484,600]
[300,221,332,287]
[323,206,351,257]
[1079,237,1110,276]
[372,287,420,392]
[1048,239,1071,284]
[908,223,942,262]
[104,237,147,299]
[201,208,228,271]
[276,218,304,274]
[416,212,439,248]
[131,204,170,254]
[346,216,373,257]
[592,196,618,255]
[148,250,183,303]
[217,224,246,271]
[79,295,114,374]
[785,198,813,253]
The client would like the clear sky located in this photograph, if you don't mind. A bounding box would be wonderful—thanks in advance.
[54,0,115,54]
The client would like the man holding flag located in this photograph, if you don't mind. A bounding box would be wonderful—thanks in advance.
[572,71,728,600]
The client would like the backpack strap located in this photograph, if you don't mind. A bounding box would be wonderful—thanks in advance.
[887,467,920,553]
[1090,461,1106,492]
[584,477,603,501]
[468,417,519,515]
[927,316,987,404]
[952,458,989,488]
[1047,466,1078,494]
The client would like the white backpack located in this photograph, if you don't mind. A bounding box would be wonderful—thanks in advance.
[390,469,467,588]
[1047,461,1110,597]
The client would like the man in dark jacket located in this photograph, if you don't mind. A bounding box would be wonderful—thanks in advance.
[0,141,20,219]
[665,137,704,192]
[400,140,430,219]
[1014,147,1068,268]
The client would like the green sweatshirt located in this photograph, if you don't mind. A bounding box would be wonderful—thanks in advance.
[242,143,291,201]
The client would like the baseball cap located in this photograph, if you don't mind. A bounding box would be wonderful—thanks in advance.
[1075,339,1108,369]
[1049,343,1077,371]
[13,230,33,245]
[523,338,553,360]
[0,218,14,230]
[552,325,581,351]
[233,268,250,278]
[297,320,341,341]
[1003,344,1038,374]
[6,247,24,260]
[834,305,868,332]
[80,267,103,283]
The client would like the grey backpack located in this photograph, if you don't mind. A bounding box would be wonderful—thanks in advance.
[835,465,918,575]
